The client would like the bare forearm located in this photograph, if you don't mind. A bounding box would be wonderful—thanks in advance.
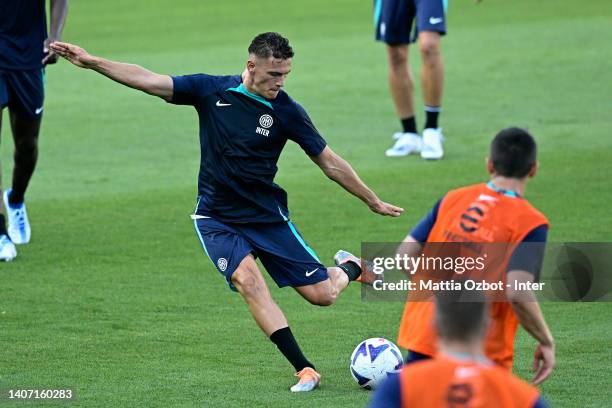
[512,300,554,346]
[49,0,69,40]
[323,156,378,206]
[49,41,173,99]
[396,235,423,277]
[90,57,168,97]
[310,146,402,216]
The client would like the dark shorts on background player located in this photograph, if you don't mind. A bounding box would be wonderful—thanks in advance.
[374,0,447,44]
[193,217,328,291]
[0,69,44,120]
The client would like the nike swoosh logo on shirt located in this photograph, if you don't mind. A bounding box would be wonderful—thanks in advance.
[429,17,443,24]
[216,100,231,107]
[190,214,211,220]
[35,106,44,114]
[305,268,319,277]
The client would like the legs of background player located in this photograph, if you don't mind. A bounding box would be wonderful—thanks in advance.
[1,111,38,244]
[384,33,445,159]
[0,109,17,261]
[0,110,6,234]
[418,31,445,160]
[384,44,423,157]
[8,111,40,205]
[419,31,443,125]
[386,45,415,123]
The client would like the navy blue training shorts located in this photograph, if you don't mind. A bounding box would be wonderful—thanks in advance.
[193,217,328,291]
[374,0,448,45]
[0,68,45,120]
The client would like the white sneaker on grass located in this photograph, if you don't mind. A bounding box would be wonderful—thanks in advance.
[0,234,17,261]
[290,367,321,392]
[385,132,422,157]
[420,128,444,160]
[3,188,31,244]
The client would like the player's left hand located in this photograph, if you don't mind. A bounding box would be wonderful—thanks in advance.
[42,38,59,65]
[532,343,555,385]
[369,200,404,217]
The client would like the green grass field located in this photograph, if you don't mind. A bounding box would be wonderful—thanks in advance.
[1,0,611,406]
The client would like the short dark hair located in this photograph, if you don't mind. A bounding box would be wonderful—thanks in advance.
[435,289,487,342]
[248,32,294,60]
[490,127,537,178]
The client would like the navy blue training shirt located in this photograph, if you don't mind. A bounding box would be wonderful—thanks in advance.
[0,0,47,70]
[170,74,327,223]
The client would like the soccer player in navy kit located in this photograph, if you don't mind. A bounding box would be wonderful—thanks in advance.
[51,33,403,392]
[0,0,69,261]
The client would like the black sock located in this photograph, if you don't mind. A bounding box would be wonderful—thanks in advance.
[338,262,361,281]
[400,116,417,134]
[8,189,23,206]
[424,106,441,129]
[0,214,7,236]
[270,327,315,372]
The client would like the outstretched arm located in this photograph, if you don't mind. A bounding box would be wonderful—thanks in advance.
[43,0,69,65]
[310,146,403,217]
[507,270,555,385]
[50,41,173,100]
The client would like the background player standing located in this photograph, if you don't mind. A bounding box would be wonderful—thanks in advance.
[0,0,69,261]
[378,0,479,159]
[51,32,403,392]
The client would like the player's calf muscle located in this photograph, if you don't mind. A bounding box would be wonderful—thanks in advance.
[308,294,335,307]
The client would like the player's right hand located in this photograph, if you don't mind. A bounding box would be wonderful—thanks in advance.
[532,343,555,385]
[49,42,97,69]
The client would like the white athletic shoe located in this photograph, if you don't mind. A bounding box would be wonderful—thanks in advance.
[0,234,17,262]
[3,189,31,244]
[385,132,422,157]
[421,128,444,160]
[290,367,321,392]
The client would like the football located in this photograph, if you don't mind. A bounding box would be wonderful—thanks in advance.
[349,337,403,390]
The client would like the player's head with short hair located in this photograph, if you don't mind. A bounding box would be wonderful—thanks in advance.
[248,32,294,60]
[489,127,538,179]
[435,288,488,343]
[244,33,294,100]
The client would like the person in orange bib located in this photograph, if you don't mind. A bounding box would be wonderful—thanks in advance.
[369,289,550,408]
[336,127,555,383]
[397,127,555,383]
